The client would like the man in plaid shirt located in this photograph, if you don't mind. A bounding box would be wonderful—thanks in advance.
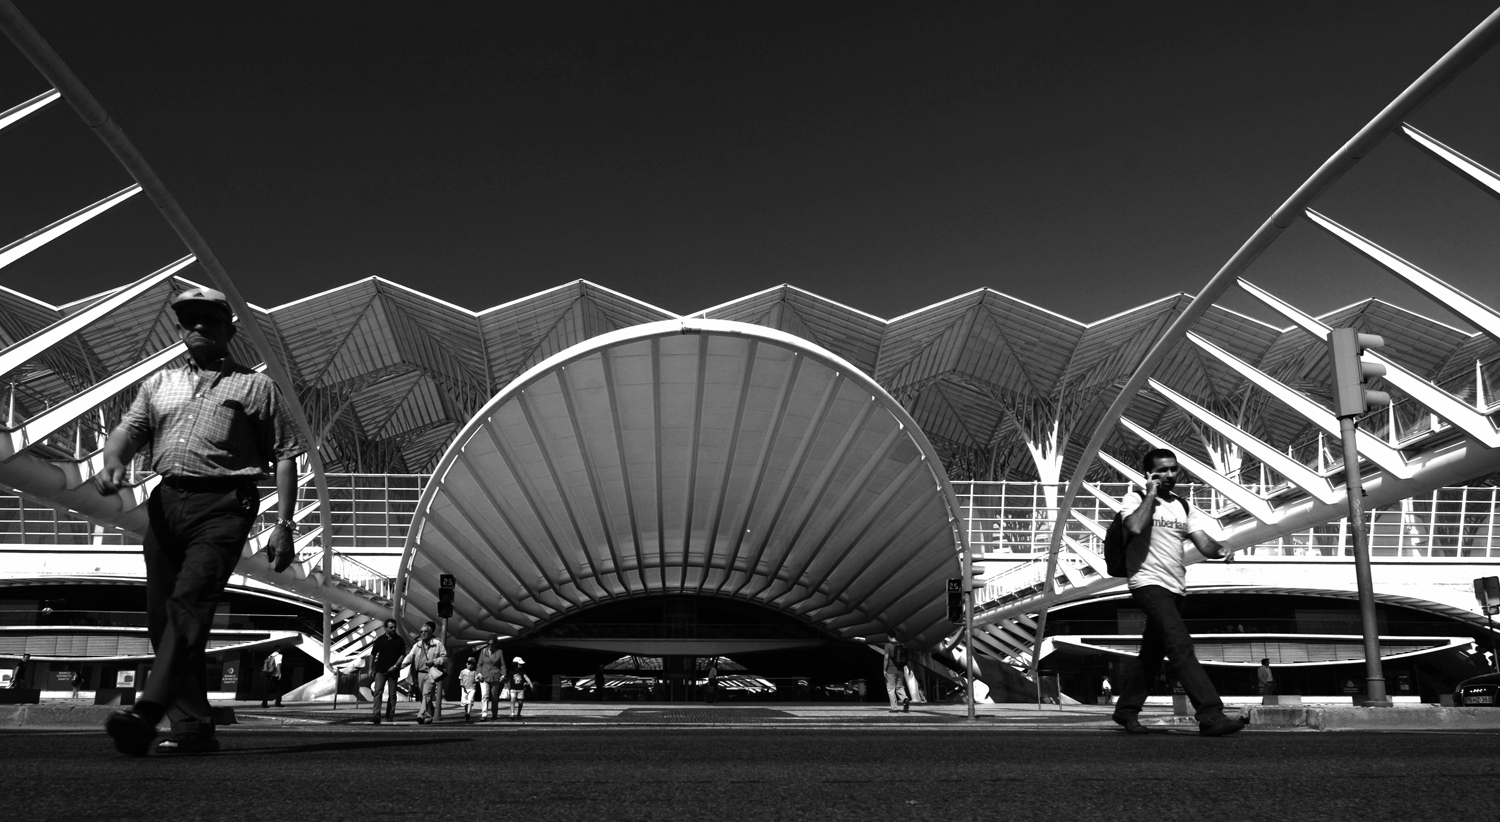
[97,286,307,756]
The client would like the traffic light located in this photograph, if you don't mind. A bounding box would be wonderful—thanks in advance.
[947,578,963,624]
[962,552,984,593]
[1328,328,1391,418]
[1475,576,1500,616]
[437,573,455,619]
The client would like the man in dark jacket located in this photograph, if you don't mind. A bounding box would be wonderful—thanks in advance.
[369,619,406,724]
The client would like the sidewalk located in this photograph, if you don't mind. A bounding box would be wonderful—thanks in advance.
[7,699,1500,731]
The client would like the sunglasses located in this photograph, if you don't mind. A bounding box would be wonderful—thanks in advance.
[178,312,229,329]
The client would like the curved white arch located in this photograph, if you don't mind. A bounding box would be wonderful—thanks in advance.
[397,319,969,648]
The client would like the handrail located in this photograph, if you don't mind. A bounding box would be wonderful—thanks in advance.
[1029,7,1500,680]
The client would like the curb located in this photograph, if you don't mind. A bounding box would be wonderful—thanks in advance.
[1,704,238,729]
[1247,705,1500,730]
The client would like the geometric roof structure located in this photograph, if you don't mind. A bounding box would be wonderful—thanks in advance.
[398,319,968,648]
[4,276,1493,487]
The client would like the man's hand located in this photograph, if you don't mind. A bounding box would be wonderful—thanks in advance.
[266,523,296,572]
[92,458,129,496]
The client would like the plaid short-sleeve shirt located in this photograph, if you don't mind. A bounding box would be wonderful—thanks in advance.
[118,357,307,479]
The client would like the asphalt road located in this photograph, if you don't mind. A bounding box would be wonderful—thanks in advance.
[6,725,1498,822]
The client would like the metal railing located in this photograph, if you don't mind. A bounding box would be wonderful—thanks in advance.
[955,481,1500,606]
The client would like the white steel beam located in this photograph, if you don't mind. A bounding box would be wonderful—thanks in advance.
[2,343,183,459]
[1306,209,1500,345]
[1186,327,1413,479]
[1063,535,1110,576]
[0,88,58,131]
[0,184,142,271]
[1401,123,1500,201]
[1149,378,1340,504]
[1120,417,1277,523]
[1239,278,1500,447]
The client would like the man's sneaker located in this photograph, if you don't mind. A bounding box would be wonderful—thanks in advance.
[156,735,221,755]
[1199,714,1248,737]
[105,708,158,756]
[1111,711,1151,735]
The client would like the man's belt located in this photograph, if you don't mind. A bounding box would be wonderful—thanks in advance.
[159,475,255,493]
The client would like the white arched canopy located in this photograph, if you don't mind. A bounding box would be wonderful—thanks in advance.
[398,320,967,648]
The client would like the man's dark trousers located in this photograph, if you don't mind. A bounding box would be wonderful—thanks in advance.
[261,672,282,707]
[1113,584,1225,723]
[141,482,257,739]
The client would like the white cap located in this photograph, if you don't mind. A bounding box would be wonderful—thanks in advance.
[511,656,525,665]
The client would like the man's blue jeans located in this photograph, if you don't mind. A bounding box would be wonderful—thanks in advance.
[1114,584,1225,722]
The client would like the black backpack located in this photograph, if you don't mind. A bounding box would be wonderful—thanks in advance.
[1103,512,1131,578]
[891,645,909,667]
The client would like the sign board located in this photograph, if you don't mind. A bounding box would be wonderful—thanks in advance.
[440,574,456,589]
[115,670,137,689]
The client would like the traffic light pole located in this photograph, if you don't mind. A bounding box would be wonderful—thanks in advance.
[965,587,975,720]
[435,616,447,721]
[1337,413,1390,707]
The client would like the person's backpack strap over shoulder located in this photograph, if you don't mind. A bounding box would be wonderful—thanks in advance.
[1103,496,1176,578]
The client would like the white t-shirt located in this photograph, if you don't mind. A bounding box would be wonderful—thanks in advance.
[1121,490,1215,595]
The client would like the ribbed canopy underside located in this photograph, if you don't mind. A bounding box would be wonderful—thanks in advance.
[401,320,964,648]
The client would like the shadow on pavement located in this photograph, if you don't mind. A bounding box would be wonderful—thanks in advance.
[222,736,474,756]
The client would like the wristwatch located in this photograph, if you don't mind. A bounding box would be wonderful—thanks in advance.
[276,518,296,530]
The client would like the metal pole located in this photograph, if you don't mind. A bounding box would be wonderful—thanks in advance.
[436,617,447,722]
[1489,612,1500,675]
[1337,414,1390,706]
[965,588,975,719]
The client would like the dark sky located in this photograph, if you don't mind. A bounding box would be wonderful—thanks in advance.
[3,1,1498,327]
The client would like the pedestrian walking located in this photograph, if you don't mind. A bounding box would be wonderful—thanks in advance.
[883,639,910,713]
[504,657,533,720]
[98,286,306,756]
[10,653,30,688]
[1257,659,1276,698]
[458,657,480,722]
[1101,674,1113,705]
[705,657,720,704]
[72,669,83,699]
[400,621,446,724]
[476,636,507,721]
[260,646,284,707]
[1111,448,1246,737]
[369,618,405,724]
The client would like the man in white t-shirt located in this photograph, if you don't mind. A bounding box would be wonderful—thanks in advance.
[1111,448,1246,737]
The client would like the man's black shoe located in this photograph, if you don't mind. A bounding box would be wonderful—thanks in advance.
[372,717,381,725]
[1111,712,1151,735]
[105,708,158,756]
[1199,714,1248,737]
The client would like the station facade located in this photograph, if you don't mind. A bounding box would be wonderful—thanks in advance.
[3,278,1497,703]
